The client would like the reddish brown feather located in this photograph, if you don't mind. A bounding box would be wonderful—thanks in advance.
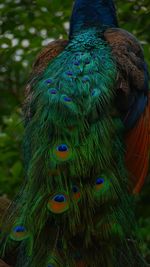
[125,98,150,194]
[75,261,87,267]
[31,39,68,77]
[128,118,147,173]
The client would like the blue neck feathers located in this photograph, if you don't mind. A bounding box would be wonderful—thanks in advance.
[69,0,118,38]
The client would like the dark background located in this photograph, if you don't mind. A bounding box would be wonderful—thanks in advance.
[0,0,150,261]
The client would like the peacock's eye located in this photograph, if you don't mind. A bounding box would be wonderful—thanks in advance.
[85,59,90,65]
[72,185,79,193]
[74,60,80,66]
[91,89,96,96]
[66,70,73,76]
[91,88,101,97]
[52,144,72,162]
[63,96,72,102]
[47,193,69,214]
[14,226,26,233]
[10,225,29,241]
[82,76,89,83]
[94,177,105,193]
[53,194,66,202]
[57,144,68,152]
[96,178,104,185]
[45,78,53,84]
[49,89,57,94]
[72,185,81,202]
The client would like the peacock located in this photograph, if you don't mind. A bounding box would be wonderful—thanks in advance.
[0,0,150,266]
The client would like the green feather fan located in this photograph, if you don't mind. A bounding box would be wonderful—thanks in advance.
[0,28,147,267]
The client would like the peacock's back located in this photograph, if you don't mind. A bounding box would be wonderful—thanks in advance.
[0,1,149,267]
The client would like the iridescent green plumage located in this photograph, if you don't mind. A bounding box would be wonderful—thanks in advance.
[0,1,149,265]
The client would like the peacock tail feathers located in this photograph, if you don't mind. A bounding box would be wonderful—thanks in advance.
[0,0,149,265]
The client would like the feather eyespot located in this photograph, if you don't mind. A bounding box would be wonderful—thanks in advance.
[45,79,53,84]
[14,226,26,232]
[53,194,66,202]
[52,144,72,161]
[47,193,69,214]
[91,90,96,96]
[96,178,104,185]
[74,60,80,66]
[66,71,73,76]
[72,185,81,202]
[72,185,79,193]
[85,59,90,65]
[82,76,89,83]
[10,225,29,241]
[63,96,72,102]
[57,144,68,152]
[91,89,99,97]
[95,177,105,192]
[49,89,57,95]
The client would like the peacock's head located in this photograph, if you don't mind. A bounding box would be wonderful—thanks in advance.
[69,0,118,38]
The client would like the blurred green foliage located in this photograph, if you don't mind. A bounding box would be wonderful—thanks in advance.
[0,0,150,261]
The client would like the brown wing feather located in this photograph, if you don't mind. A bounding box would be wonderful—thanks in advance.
[104,28,145,93]
[30,40,68,78]
[105,28,149,193]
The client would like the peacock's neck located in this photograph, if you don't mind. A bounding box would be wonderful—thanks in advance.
[67,28,105,52]
[69,0,118,38]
